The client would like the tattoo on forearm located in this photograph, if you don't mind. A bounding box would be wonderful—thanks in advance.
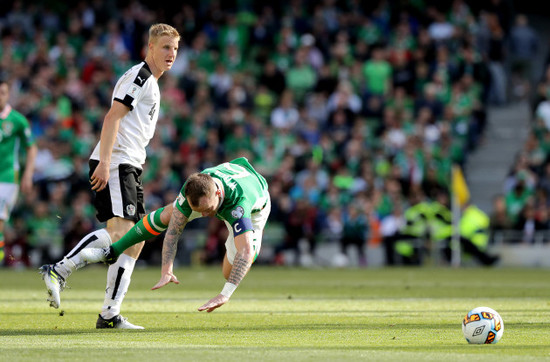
[227,252,251,285]
[162,210,187,266]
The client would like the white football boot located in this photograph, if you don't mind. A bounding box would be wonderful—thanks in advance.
[39,264,66,309]
[96,314,144,329]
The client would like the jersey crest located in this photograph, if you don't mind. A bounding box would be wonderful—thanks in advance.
[231,206,244,219]
[2,121,13,137]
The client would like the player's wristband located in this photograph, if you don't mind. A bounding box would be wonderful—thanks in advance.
[220,282,237,298]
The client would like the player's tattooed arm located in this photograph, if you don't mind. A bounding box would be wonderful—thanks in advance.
[227,252,252,286]
[162,207,188,267]
[227,231,255,286]
[197,231,255,311]
[152,207,188,290]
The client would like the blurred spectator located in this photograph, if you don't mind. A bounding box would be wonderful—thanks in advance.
[537,163,550,196]
[534,92,550,131]
[489,194,514,239]
[504,176,534,226]
[387,189,431,265]
[484,0,515,35]
[362,45,392,98]
[27,201,63,266]
[327,80,362,115]
[477,11,507,105]
[270,89,299,130]
[427,7,455,45]
[415,83,444,120]
[391,50,416,95]
[339,204,369,267]
[300,33,324,72]
[455,44,492,104]
[286,47,317,104]
[274,198,319,266]
[459,203,499,265]
[516,200,537,243]
[258,60,286,95]
[381,203,405,265]
[3,215,30,268]
[532,64,550,117]
[428,189,453,263]
[507,14,539,101]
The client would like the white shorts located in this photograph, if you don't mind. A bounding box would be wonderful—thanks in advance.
[224,197,271,265]
[0,183,19,221]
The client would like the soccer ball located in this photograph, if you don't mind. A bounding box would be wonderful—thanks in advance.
[462,306,504,344]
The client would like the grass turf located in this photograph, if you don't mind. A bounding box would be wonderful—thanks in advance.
[0,265,549,361]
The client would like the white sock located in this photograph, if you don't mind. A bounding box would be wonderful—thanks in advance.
[101,253,136,319]
[54,229,112,280]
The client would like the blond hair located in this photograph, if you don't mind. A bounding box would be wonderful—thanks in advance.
[148,23,180,44]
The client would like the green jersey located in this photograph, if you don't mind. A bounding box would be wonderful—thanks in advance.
[176,157,269,236]
[0,105,34,183]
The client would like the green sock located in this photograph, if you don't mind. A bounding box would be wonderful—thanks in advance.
[111,207,168,257]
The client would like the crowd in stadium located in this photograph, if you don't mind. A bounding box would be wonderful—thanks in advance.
[0,0,546,268]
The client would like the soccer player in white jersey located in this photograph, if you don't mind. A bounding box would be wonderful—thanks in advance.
[40,23,180,329]
[81,157,271,314]
[0,80,37,265]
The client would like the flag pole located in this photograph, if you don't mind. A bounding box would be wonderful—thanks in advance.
[451,189,461,267]
[451,165,469,268]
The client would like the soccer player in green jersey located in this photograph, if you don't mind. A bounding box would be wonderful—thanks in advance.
[0,80,37,265]
[83,157,271,313]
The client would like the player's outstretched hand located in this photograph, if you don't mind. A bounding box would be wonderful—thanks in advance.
[198,294,229,313]
[151,272,180,290]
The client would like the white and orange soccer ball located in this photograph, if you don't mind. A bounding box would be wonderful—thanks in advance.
[462,306,504,344]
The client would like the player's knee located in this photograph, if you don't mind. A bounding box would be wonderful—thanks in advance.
[107,218,135,241]
[108,229,129,242]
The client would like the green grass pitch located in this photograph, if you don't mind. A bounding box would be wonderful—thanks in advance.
[1,265,549,361]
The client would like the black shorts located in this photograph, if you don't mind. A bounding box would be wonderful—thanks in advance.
[89,160,145,223]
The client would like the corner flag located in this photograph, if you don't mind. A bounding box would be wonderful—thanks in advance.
[452,165,470,208]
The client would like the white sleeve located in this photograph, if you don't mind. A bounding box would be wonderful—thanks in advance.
[113,67,150,111]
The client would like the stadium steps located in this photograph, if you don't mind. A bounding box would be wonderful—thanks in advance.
[465,14,549,213]
[464,101,531,213]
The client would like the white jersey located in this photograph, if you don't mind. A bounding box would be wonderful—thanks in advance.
[90,61,159,168]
